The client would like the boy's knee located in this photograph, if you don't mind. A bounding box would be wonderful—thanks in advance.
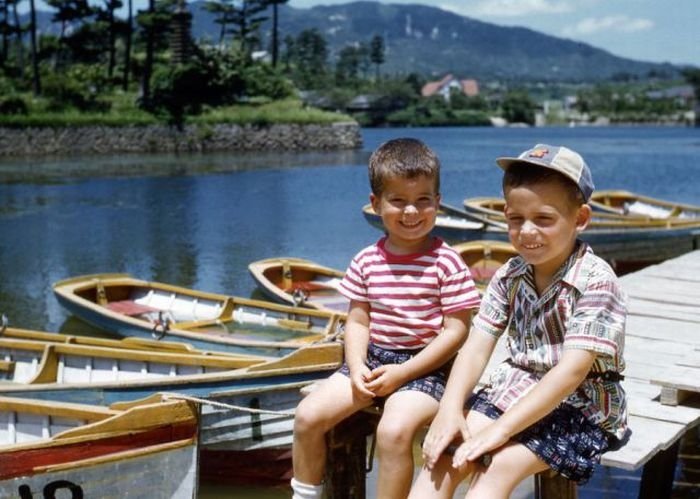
[294,402,319,435]
[376,418,414,451]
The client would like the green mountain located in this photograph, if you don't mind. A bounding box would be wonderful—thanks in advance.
[190,1,680,82]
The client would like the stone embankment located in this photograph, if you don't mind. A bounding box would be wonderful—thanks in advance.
[0,122,362,157]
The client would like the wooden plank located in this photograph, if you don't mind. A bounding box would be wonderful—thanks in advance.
[618,380,700,436]
[628,295,700,316]
[625,316,700,346]
[627,302,700,324]
[676,351,700,368]
[624,288,700,307]
[600,416,685,470]
[625,334,695,358]
[650,365,700,405]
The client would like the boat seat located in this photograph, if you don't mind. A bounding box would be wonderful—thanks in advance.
[0,360,14,374]
[105,300,159,316]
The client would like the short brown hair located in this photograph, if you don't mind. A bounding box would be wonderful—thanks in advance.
[502,162,585,207]
[368,138,440,196]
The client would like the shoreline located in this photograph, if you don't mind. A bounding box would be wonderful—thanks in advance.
[0,122,362,157]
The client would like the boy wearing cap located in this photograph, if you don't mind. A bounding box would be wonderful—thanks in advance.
[410,144,628,498]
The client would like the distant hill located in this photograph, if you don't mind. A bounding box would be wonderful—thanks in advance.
[189,1,681,82]
[28,1,683,83]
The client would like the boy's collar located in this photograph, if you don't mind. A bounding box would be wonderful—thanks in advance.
[510,241,591,293]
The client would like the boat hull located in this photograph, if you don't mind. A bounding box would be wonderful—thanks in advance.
[0,397,199,498]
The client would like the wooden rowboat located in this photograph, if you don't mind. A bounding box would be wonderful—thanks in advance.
[248,257,348,314]
[464,195,700,226]
[0,395,199,498]
[0,330,341,406]
[452,240,517,289]
[0,324,265,357]
[589,190,700,219]
[0,331,342,486]
[53,273,345,357]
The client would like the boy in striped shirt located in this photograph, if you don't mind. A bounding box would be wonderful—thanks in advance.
[292,138,481,499]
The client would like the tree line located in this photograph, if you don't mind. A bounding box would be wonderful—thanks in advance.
[0,0,696,126]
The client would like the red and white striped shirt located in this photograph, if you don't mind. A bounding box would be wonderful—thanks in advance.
[339,237,481,350]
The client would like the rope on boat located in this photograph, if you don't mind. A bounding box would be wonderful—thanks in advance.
[161,392,296,416]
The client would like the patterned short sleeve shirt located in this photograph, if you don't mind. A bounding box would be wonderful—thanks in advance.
[472,241,628,440]
[339,236,481,350]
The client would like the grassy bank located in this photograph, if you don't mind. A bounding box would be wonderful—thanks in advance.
[0,95,353,128]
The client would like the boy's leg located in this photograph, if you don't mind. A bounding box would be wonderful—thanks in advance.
[408,446,473,499]
[375,389,439,499]
[409,411,549,499]
[292,372,374,486]
[463,411,548,499]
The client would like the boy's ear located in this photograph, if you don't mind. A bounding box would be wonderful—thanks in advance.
[370,193,380,214]
[575,204,592,233]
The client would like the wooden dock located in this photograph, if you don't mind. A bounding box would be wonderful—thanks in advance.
[324,249,700,499]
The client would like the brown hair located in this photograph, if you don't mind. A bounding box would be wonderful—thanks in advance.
[502,162,585,207]
[368,138,440,196]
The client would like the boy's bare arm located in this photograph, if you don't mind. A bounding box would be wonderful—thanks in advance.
[452,348,596,466]
[422,328,497,468]
[398,308,471,379]
[343,300,374,398]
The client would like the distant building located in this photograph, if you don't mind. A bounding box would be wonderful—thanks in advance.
[646,85,695,106]
[421,74,479,101]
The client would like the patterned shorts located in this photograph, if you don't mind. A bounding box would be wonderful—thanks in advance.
[338,343,451,404]
[468,389,616,483]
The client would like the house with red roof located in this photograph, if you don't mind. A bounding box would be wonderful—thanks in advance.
[421,74,479,101]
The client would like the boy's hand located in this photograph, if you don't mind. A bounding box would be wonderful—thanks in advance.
[364,364,407,397]
[349,364,375,399]
[451,422,507,469]
[421,410,470,470]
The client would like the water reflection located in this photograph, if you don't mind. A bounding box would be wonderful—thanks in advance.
[0,149,370,183]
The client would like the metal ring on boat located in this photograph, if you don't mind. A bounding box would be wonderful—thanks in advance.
[0,314,6,335]
[292,287,308,306]
[151,311,170,340]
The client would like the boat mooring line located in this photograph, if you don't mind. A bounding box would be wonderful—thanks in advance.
[161,393,296,416]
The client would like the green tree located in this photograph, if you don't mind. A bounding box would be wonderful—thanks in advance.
[682,68,700,99]
[501,90,536,125]
[225,0,268,59]
[137,0,177,106]
[335,44,361,87]
[46,0,95,40]
[292,28,327,89]
[203,0,235,45]
[369,34,384,81]
[281,33,294,70]
[122,0,133,90]
[267,0,288,67]
[28,0,40,93]
[95,0,124,79]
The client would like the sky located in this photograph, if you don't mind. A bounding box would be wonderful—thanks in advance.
[289,0,700,67]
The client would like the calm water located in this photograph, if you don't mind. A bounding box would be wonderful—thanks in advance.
[1,126,699,498]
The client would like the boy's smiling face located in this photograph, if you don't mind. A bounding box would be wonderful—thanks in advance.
[504,178,591,287]
[370,174,440,255]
